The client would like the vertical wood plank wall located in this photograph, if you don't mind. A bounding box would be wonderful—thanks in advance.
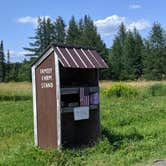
[35,53,58,149]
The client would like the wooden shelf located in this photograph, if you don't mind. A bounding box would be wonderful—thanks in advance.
[61,86,99,95]
[61,105,98,113]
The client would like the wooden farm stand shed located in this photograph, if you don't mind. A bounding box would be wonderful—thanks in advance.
[32,43,108,149]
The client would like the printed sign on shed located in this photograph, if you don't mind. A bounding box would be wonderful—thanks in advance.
[40,67,54,88]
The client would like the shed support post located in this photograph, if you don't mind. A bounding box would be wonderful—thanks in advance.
[32,66,38,146]
[54,52,61,149]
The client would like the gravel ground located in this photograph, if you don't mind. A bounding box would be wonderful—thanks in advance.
[153,160,166,166]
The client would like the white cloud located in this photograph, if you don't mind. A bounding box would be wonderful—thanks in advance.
[17,16,37,24]
[129,4,142,9]
[94,15,150,36]
[94,15,126,36]
[17,16,50,25]
[127,19,150,31]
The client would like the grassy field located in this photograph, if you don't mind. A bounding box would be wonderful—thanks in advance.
[0,81,166,166]
[100,80,166,88]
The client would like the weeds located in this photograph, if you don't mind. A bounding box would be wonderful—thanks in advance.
[103,83,138,98]
[148,83,166,96]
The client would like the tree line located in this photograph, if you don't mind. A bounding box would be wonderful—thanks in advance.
[110,22,166,80]
[0,15,166,82]
[24,15,108,62]
[0,42,31,82]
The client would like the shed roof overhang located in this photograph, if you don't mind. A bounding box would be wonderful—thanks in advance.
[32,43,108,69]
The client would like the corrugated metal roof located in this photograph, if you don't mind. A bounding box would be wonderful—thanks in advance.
[53,44,108,69]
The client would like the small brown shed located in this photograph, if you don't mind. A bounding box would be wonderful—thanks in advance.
[32,43,108,149]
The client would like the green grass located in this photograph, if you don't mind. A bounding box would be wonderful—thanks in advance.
[0,82,166,165]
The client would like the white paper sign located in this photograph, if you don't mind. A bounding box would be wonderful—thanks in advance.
[74,106,89,121]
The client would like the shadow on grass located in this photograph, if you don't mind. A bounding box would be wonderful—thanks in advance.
[62,127,144,151]
[0,95,32,101]
[102,127,144,151]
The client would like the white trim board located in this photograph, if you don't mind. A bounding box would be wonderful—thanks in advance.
[54,51,62,149]
[32,66,38,146]
[31,46,54,147]
[33,47,54,68]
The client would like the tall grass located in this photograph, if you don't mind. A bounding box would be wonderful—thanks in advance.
[100,80,166,88]
[0,82,32,101]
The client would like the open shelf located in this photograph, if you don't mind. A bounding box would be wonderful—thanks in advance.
[61,105,98,113]
[61,86,99,95]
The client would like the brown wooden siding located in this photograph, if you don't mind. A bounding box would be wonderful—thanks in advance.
[35,53,58,149]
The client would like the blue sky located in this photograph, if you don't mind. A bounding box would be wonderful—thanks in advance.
[0,0,165,62]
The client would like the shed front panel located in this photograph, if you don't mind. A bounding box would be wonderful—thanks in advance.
[35,52,58,149]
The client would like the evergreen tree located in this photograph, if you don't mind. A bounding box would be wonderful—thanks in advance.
[80,15,96,47]
[0,40,5,82]
[122,31,136,79]
[24,17,55,59]
[118,23,127,46]
[110,23,127,80]
[17,60,31,81]
[110,24,144,80]
[143,23,166,80]
[66,16,79,45]
[24,18,43,58]
[121,29,144,80]
[79,15,109,79]
[76,18,84,45]
[43,18,55,47]
[132,28,143,79]
[5,50,10,82]
[110,37,122,80]
[8,63,20,81]
[54,16,66,43]
[80,15,109,62]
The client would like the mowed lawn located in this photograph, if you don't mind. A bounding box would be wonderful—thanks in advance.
[0,82,166,166]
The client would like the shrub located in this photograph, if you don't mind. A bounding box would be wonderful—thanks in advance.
[148,84,166,96]
[103,83,138,98]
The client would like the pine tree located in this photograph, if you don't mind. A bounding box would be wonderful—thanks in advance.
[24,18,43,58]
[76,18,84,45]
[80,15,96,47]
[122,31,136,79]
[54,16,66,43]
[43,18,55,47]
[66,16,79,45]
[5,50,10,82]
[0,40,5,82]
[110,23,127,80]
[110,37,123,80]
[24,17,55,59]
[79,15,109,79]
[80,15,109,61]
[9,63,21,81]
[118,23,127,46]
[132,28,143,79]
[143,23,166,80]
[17,60,31,81]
